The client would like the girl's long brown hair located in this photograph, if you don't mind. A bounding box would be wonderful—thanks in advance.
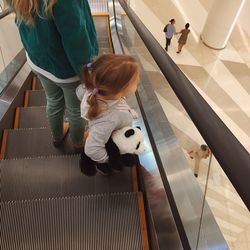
[83,54,140,120]
[4,0,57,24]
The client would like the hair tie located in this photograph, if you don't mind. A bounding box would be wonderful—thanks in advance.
[92,87,99,96]
[86,63,92,74]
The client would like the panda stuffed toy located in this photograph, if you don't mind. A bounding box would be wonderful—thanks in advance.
[80,126,145,176]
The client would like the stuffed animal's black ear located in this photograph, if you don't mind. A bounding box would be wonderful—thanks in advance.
[125,129,135,138]
[136,126,141,130]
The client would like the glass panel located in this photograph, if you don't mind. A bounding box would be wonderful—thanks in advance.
[0,12,23,93]
[0,1,4,12]
[113,6,209,250]
[202,157,250,250]
[123,1,250,248]
[114,1,249,249]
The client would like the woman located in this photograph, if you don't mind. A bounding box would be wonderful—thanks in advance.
[4,0,99,148]
[177,23,190,53]
[163,18,177,51]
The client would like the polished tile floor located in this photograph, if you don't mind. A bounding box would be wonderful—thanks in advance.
[129,0,250,249]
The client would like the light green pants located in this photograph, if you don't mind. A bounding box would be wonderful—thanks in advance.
[38,75,85,145]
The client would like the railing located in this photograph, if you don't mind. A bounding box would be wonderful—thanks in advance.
[113,0,250,249]
[0,6,11,19]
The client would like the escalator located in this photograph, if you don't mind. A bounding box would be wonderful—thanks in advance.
[0,16,149,250]
[2,1,246,249]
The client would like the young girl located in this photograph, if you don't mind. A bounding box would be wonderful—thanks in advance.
[78,54,140,176]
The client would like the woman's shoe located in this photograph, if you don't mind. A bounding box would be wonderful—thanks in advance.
[53,122,69,147]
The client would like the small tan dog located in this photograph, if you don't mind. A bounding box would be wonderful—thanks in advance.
[188,144,210,177]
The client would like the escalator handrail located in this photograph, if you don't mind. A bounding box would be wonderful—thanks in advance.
[0,7,12,19]
[118,0,250,210]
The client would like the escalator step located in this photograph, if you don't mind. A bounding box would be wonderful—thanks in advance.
[98,37,109,43]
[94,16,109,36]
[100,47,113,54]
[1,193,144,250]
[26,90,46,107]
[35,78,43,90]
[98,41,111,49]
[1,155,133,201]
[18,106,48,128]
[3,128,76,159]
[94,15,112,51]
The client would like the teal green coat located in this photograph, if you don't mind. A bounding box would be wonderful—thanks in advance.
[17,0,99,81]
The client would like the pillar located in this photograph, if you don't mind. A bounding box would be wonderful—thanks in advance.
[201,0,246,49]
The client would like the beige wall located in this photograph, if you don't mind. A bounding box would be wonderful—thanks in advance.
[238,0,250,36]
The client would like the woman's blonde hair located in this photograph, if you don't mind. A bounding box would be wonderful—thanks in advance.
[4,0,57,24]
[83,54,140,120]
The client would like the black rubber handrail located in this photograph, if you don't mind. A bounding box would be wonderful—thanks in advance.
[119,0,250,210]
[0,7,12,19]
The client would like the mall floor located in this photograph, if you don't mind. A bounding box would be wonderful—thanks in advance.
[129,0,250,249]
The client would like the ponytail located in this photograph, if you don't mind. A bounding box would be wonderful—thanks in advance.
[82,65,100,120]
[86,95,99,120]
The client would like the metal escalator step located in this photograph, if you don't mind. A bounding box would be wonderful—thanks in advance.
[99,41,111,48]
[18,106,48,128]
[35,78,43,90]
[98,37,109,43]
[1,155,133,201]
[4,128,76,159]
[94,16,112,51]
[1,193,144,250]
[94,16,108,35]
[100,48,112,54]
[27,90,46,107]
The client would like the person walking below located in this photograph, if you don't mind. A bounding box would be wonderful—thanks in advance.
[177,23,190,53]
[163,19,177,51]
[4,0,99,148]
